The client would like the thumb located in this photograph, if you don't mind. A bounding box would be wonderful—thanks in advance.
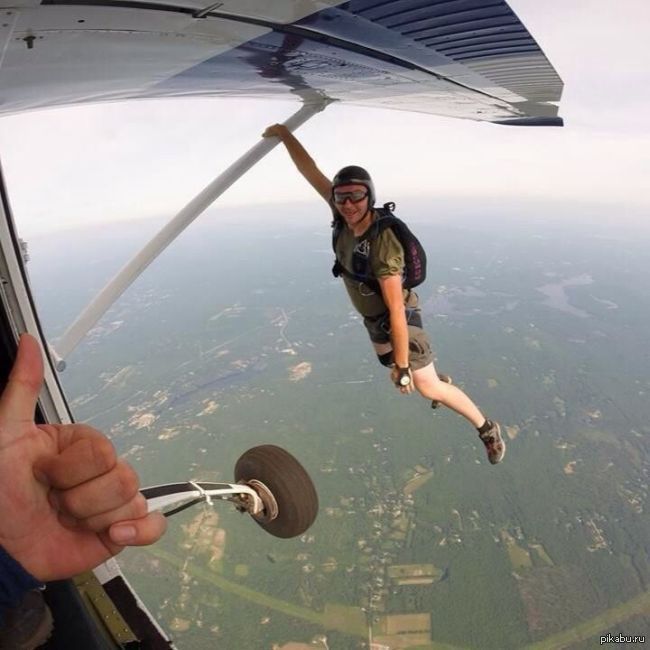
[0,333,44,429]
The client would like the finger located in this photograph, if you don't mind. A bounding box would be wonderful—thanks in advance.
[80,493,148,533]
[0,334,43,429]
[55,460,140,519]
[107,512,167,547]
[36,429,116,489]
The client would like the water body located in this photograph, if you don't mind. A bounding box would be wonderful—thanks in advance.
[592,296,619,310]
[424,286,517,317]
[536,273,593,318]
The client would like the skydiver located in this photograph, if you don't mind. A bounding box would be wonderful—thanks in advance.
[0,334,167,648]
[263,124,505,465]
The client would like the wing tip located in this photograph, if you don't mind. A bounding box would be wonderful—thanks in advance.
[492,116,564,127]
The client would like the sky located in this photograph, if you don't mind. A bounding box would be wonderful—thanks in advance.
[0,0,648,238]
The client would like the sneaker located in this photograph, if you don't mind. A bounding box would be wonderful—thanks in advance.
[431,373,453,410]
[478,420,506,465]
[0,590,53,650]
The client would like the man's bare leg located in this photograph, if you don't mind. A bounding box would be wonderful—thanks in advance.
[372,343,484,426]
[371,342,505,463]
[412,362,485,428]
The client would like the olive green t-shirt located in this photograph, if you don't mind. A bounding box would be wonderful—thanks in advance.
[334,217,409,318]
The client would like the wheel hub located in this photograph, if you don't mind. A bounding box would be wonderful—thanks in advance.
[241,479,279,523]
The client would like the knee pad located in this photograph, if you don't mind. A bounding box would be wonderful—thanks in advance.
[377,351,394,367]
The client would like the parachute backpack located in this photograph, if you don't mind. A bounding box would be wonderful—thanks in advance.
[331,202,427,291]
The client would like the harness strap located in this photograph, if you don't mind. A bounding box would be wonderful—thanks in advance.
[367,306,423,335]
[331,212,396,289]
[331,260,381,291]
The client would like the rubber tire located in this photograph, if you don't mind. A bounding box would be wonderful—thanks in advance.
[234,445,318,538]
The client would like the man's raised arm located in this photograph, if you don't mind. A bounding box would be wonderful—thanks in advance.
[263,124,332,202]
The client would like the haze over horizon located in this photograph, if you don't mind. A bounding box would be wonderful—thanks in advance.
[0,0,648,237]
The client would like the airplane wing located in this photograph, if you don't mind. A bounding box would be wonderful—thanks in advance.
[0,0,562,124]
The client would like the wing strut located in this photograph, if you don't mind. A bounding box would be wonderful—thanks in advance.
[51,99,330,369]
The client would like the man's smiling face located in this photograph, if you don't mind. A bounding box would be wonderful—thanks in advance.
[333,183,370,228]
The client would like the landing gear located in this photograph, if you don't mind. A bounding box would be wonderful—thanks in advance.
[142,445,318,539]
[235,445,319,539]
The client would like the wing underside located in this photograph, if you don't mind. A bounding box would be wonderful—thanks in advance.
[0,0,563,123]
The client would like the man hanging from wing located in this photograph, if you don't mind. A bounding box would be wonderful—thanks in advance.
[263,124,505,465]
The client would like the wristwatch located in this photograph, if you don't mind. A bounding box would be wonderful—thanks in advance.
[395,365,411,387]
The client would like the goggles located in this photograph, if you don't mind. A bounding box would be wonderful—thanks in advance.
[333,190,368,205]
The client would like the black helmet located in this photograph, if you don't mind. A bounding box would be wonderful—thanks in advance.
[332,165,375,206]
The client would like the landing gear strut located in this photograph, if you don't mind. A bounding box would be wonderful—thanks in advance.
[141,445,318,539]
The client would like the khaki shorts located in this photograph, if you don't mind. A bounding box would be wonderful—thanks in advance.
[363,307,433,371]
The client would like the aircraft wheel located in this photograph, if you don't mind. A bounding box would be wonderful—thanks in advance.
[234,445,318,538]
